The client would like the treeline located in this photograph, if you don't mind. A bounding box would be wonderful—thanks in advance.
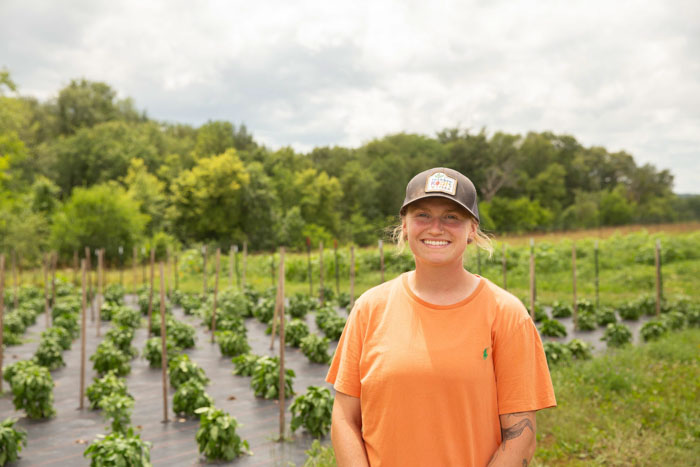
[1,71,698,263]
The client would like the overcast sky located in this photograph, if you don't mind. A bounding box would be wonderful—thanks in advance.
[2,0,699,193]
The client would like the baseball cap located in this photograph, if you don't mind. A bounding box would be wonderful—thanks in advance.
[400,167,480,223]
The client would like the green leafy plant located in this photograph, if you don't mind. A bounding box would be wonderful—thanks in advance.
[104,284,125,305]
[539,318,568,338]
[179,293,202,315]
[34,337,65,370]
[303,439,336,466]
[232,353,263,377]
[0,417,27,466]
[104,326,138,358]
[112,306,142,329]
[551,301,573,318]
[334,292,351,309]
[99,302,117,321]
[300,334,331,364]
[8,363,56,419]
[662,311,686,331]
[216,316,247,336]
[41,326,72,350]
[542,341,572,367]
[217,290,252,317]
[3,360,37,384]
[250,356,295,399]
[142,337,179,368]
[53,312,80,339]
[168,354,209,389]
[215,330,250,357]
[194,406,250,461]
[566,339,593,360]
[575,312,597,331]
[617,302,643,321]
[640,319,669,342]
[533,306,548,323]
[90,340,131,377]
[290,386,333,438]
[315,307,346,340]
[168,320,197,349]
[99,393,134,434]
[596,307,617,326]
[252,297,275,324]
[83,428,151,467]
[602,323,633,348]
[3,313,26,335]
[2,330,22,346]
[288,293,318,319]
[86,372,132,410]
[172,380,213,417]
[286,319,310,347]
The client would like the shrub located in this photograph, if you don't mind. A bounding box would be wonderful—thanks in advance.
[168,354,209,389]
[662,311,686,331]
[215,331,250,357]
[232,353,263,377]
[290,386,333,438]
[286,319,310,347]
[99,302,117,321]
[542,341,572,367]
[83,428,151,467]
[41,326,72,350]
[316,307,346,340]
[3,313,26,335]
[640,320,669,342]
[112,306,142,329]
[2,330,22,346]
[104,326,138,358]
[576,298,596,314]
[566,339,592,360]
[142,337,179,368]
[602,323,633,348]
[3,360,37,384]
[0,417,27,465]
[86,372,132,410]
[334,292,351,309]
[172,380,213,417]
[180,293,202,315]
[252,297,275,324]
[551,301,572,318]
[91,340,131,377]
[104,284,125,305]
[575,312,597,331]
[539,318,567,338]
[250,356,295,399]
[596,307,617,327]
[288,293,317,319]
[99,393,133,434]
[195,406,249,461]
[617,302,643,321]
[533,306,548,323]
[34,337,65,370]
[216,316,247,336]
[53,312,80,339]
[300,334,331,364]
[9,363,56,419]
[218,290,252,317]
[168,320,196,349]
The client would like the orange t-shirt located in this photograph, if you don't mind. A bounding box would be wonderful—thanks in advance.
[326,273,556,466]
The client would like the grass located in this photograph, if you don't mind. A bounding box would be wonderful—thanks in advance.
[299,329,700,466]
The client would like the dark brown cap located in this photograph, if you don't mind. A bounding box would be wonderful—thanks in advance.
[400,167,480,223]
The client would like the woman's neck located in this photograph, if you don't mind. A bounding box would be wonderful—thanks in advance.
[408,260,480,306]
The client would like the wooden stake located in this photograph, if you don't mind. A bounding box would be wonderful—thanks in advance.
[43,254,50,328]
[147,248,155,336]
[572,242,578,329]
[159,262,169,423]
[202,245,208,299]
[50,251,57,308]
[233,245,239,290]
[79,259,86,409]
[277,247,286,441]
[164,249,170,299]
[529,239,535,319]
[334,239,340,296]
[0,255,5,393]
[210,248,220,343]
[119,246,124,286]
[319,242,324,305]
[502,243,507,290]
[229,245,234,289]
[174,254,179,291]
[378,239,385,284]
[242,241,247,289]
[73,250,79,286]
[97,249,103,337]
[594,240,600,310]
[141,247,146,287]
[270,255,275,286]
[655,239,662,316]
[349,245,355,310]
[11,251,18,310]
[85,247,94,322]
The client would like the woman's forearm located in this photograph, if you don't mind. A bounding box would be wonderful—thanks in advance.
[487,411,537,467]
[331,418,369,467]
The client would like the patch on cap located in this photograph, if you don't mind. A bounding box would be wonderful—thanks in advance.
[425,172,457,195]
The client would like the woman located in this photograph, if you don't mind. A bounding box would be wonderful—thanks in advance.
[326,167,556,466]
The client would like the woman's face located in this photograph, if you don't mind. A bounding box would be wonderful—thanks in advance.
[402,197,476,268]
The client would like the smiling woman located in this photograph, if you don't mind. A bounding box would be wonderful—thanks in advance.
[326,167,557,467]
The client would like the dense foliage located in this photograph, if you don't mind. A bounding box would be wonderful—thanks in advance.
[83,428,152,467]
[194,406,249,461]
[0,418,27,466]
[290,386,334,438]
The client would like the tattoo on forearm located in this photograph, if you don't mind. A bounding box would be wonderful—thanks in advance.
[500,418,534,451]
[522,460,528,466]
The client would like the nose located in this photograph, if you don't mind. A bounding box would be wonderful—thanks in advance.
[427,217,445,233]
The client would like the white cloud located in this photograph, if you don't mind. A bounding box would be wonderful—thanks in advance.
[1,0,698,192]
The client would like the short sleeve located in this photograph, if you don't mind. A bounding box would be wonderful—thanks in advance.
[493,317,557,414]
[325,300,365,398]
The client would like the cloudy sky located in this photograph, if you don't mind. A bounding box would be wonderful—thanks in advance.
[2,0,699,193]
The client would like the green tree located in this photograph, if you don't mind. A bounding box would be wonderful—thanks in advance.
[50,183,147,261]
[599,185,635,225]
[168,149,250,242]
[123,158,167,234]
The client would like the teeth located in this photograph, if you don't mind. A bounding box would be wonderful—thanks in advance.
[424,240,449,246]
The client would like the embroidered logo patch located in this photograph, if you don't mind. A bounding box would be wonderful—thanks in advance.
[483,347,488,360]
[425,172,457,195]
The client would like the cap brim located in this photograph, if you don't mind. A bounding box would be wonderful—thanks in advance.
[400,193,479,222]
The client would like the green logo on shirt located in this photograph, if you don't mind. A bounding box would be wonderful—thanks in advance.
[483,347,488,360]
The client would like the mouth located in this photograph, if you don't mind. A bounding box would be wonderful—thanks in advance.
[422,239,450,247]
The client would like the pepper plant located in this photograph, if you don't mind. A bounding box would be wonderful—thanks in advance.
[34,337,65,370]
[300,334,331,364]
[172,380,213,417]
[194,406,249,461]
[250,356,295,399]
[99,393,134,434]
[215,330,250,357]
[0,417,27,466]
[231,353,263,377]
[9,363,56,419]
[83,428,151,467]
[290,386,334,438]
[86,372,132,410]
[91,340,131,376]
[168,354,209,389]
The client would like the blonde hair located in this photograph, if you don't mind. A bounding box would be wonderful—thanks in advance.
[390,214,494,257]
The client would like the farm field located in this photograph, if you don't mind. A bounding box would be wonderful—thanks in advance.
[2,224,699,465]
